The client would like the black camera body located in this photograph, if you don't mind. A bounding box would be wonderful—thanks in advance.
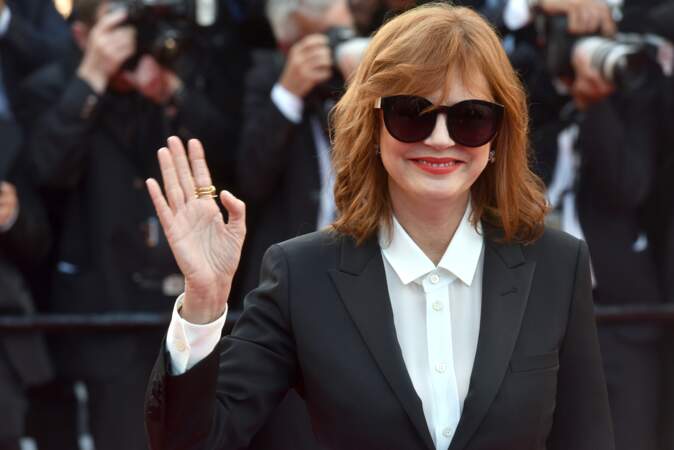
[112,0,217,68]
[543,15,664,92]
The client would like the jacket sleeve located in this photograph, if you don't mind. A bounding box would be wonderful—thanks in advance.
[23,74,102,189]
[547,240,615,450]
[577,90,658,211]
[145,244,298,450]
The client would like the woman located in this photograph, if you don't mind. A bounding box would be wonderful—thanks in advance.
[144,3,614,450]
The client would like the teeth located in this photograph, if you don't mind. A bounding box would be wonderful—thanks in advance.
[417,160,457,168]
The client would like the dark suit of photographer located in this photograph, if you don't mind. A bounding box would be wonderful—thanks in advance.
[570,47,667,450]
[651,25,674,450]
[0,165,53,450]
[654,73,674,450]
[19,2,238,449]
[233,3,358,449]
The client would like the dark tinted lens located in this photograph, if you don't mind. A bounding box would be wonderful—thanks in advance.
[446,100,502,147]
[382,96,437,143]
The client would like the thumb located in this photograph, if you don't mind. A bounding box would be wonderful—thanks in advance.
[220,190,246,231]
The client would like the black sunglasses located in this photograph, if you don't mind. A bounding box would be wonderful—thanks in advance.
[375,95,504,147]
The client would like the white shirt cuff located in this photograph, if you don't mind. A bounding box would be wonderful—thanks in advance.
[0,7,12,37]
[0,203,19,232]
[166,293,228,375]
[271,83,303,124]
[503,0,532,31]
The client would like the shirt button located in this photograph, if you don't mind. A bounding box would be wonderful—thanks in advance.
[442,427,453,438]
[435,362,447,373]
[432,301,443,311]
[175,340,187,352]
[429,273,440,284]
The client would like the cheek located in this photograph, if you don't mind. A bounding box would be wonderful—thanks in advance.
[469,146,491,174]
[379,135,406,175]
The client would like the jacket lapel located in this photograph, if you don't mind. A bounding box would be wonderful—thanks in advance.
[329,235,436,450]
[448,239,536,450]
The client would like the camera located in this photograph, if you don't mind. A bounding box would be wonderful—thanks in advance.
[308,27,370,102]
[111,0,218,68]
[544,15,664,92]
[307,27,357,102]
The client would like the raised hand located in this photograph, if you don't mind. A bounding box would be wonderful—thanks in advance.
[279,34,333,98]
[146,137,246,324]
[76,8,136,94]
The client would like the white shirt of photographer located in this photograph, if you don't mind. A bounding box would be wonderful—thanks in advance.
[166,202,483,450]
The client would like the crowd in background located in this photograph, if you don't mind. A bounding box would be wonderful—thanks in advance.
[0,0,673,449]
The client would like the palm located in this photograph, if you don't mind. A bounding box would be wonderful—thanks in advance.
[146,137,246,319]
[166,196,242,291]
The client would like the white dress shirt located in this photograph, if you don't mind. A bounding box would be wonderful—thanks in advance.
[166,203,484,449]
[380,205,484,449]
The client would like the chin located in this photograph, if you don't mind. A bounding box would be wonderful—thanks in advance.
[413,185,470,204]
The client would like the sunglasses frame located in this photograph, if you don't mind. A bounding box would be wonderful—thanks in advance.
[374,95,505,147]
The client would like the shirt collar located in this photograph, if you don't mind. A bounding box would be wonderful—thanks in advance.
[379,202,484,287]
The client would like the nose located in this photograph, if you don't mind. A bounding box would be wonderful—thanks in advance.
[423,113,455,150]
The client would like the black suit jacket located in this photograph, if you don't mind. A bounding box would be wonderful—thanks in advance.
[576,89,663,308]
[145,227,614,450]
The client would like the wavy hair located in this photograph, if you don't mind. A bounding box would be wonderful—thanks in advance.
[331,2,548,244]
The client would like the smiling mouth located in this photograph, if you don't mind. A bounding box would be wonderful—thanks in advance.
[410,157,465,174]
[414,159,461,168]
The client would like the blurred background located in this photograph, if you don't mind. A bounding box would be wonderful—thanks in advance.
[0,0,672,449]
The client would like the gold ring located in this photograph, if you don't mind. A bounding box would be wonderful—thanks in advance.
[194,185,217,199]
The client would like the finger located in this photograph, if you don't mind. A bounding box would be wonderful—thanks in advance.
[187,139,213,190]
[305,46,331,61]
[108,25,135,39]
[220,190,246,230]
[145,178,174,234]
[581,10,597,33]
[96,8,128,32]
[157,147,185,210]
[107,40,136,59]
[299,34,329,50]
[167,136,197,198]
[304,50,332,69]
[308,68,333,83]
[600,11,616,36]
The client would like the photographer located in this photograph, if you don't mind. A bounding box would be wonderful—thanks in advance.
[231,1,357,448]
[236,0,355,302]
[17,1,238,449]
[543,8,672,447]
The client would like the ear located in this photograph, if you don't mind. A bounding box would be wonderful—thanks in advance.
[71,21,90,51]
